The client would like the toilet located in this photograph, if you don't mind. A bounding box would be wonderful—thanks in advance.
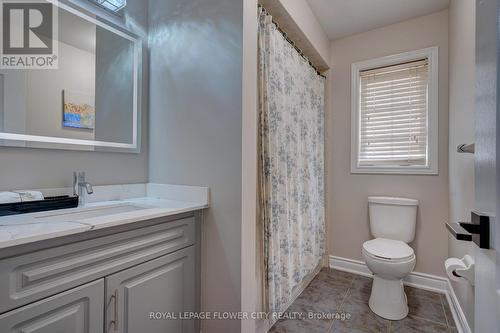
[362,196,418,320]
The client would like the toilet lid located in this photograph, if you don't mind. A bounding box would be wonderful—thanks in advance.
[363,238,414,260]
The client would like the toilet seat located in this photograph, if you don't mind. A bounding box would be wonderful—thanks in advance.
[363,238,414,262]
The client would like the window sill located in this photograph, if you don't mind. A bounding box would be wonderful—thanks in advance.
[350,165,438,175]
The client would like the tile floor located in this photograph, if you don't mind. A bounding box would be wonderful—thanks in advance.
[270,268,457,333]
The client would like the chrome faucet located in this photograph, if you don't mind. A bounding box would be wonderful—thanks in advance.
[73,171,93,206]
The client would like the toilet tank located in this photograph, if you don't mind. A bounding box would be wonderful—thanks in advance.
[368,196,418,243]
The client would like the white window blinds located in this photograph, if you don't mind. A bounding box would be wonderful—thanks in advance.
[358,59,429,166]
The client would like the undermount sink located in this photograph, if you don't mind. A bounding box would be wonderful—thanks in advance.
[35,204,147,223]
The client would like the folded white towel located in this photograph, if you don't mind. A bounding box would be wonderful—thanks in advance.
[14,191,44,202]
[0,192,21,204]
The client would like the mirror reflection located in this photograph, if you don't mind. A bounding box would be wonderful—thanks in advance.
[0,5,140,151]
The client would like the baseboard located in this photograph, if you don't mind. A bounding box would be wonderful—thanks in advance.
[329,255,448,292]
[445,280,472,333]
[329,255,372,278]
[329,255,470,333]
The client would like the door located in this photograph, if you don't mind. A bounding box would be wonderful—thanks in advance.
[474,0,500,332]
[105,246,196,333]
[0,279,104,333]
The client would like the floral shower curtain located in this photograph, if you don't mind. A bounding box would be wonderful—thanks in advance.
[258,8,326,314]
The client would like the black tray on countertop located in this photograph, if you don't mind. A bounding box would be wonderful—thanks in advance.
[0,195,79,217]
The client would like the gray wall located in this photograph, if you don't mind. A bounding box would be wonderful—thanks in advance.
[0,0,149,190]
[147,0,243,332]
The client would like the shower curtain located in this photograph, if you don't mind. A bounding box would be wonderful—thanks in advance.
[258,8,326,314]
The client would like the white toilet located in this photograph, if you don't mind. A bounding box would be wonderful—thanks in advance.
[362,196,418,320]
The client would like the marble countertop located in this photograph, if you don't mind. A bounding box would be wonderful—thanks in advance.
[0,184,209,251]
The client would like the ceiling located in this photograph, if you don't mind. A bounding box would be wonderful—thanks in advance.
[306,0,450,40]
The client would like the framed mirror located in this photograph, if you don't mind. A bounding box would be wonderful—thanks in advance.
[0,0,142,152]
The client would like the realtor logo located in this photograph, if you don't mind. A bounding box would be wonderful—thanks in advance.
[0,0,58,69]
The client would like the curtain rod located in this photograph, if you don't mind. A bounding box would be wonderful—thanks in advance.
[258,4,326,79]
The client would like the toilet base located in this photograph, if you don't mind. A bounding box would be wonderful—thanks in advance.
[368,275,408,320]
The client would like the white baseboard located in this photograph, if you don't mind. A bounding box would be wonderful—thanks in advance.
[445,280,472,333]
[329,256,372,278]
[329,255,470,333]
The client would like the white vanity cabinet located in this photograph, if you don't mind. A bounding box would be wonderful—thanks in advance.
[0,279,105,333]
[0,212,201,333]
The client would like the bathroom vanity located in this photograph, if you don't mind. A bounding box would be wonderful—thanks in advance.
[0,186,208,333]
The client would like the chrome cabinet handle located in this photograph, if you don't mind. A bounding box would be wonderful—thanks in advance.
[109,290,118,332]
[114,290,119,331]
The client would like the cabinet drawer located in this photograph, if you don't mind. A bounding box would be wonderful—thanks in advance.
[0,279,104,333]
[0,216,195,313]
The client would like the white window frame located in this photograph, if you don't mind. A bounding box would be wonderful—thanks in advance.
[350,47,439,175]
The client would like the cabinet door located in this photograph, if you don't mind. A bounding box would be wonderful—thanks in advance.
[0,279,104,333]
[105,246,195,333]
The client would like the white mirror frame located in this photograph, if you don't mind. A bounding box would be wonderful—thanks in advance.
[0,0,142,152]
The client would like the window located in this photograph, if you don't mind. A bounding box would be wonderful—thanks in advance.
[89,0,127,12]
[351,47,438,174]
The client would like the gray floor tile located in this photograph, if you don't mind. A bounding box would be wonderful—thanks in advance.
[289,276,346,317]
[329,298,390,333]
[330,324,388,333]
[288,297,339,322]
[390,315,449,333]
[405,287,447,325]
[347,275,373,304]
[314,268,355,295]
[317,268,356,286]
[311,275,351,294]
[272,271,458,333]
[270,317,332,333]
